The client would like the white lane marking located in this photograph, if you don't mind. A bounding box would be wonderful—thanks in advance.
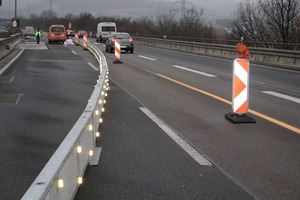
[72,50,77,55]
[16,94,23,104]
[262,91,300,104]
[172,65,217,77]
[10,76,14,83]
[140,107,212,166]
[138,55,157,61]
[87,62,99,71]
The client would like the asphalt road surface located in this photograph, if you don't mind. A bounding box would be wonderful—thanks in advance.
[0,40,99,200]
[75,41,300,200]
[0,37,299,200]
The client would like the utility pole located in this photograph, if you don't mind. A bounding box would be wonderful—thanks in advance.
[50,0,58,11]
[14,0,17,19]
[50,0,53,11]
[9,0,11,17]
[173,0,193,20]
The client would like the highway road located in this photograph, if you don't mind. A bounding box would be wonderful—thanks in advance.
[75,40,300,200]
[0,39,100,199]
[0,37,299,199]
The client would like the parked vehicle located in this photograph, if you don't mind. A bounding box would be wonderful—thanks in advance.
[77,30,87,38]
[48,25,67,44]
[96,22,116,43]
[67,29,75,38]
[24,26,35,38]
[105,32,134,53]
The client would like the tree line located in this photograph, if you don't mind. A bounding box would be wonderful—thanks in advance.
[15,5,217,40]
[229,0,300,49]
[2,0,300,49]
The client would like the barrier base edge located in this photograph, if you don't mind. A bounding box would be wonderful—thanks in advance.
[89,147,102,166]
[225,112,256,124]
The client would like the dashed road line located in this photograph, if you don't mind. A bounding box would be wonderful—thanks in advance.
[262,91,300,104]
[138,55,157,61]
[156,73,300,135]
[87,62,99,71]
[172,65,217,77]
[140,107,212,166]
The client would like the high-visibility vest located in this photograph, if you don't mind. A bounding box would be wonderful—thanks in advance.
[35,31,42,37]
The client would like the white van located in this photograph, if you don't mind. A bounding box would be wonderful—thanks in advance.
[96,22,116,42]
[24,26,35,38]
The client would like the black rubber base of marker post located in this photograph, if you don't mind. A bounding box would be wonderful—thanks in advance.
[113,60,123,64]
[225,112,256,124]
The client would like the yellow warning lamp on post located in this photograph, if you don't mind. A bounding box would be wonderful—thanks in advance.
[236,37,250,59]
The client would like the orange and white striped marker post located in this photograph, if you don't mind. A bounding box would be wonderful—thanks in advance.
[83,34,88,50]
[113,39,123,64]
[74,33,79,45]
[225,42,255,123]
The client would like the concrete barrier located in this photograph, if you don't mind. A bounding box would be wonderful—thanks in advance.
[21,43,109,200]
[134,37,300,71]
[0,34,22,60]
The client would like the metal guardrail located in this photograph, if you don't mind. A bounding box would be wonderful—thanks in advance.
[133,36,300,71]
[21,42,109,200]
[0,33,21,46]
[132,34,300,50]
[0,31,10,38]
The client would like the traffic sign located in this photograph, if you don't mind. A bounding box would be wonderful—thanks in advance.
[12,20,17,27]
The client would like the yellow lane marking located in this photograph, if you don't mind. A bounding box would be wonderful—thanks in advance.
[248,109,300,134]
[156,73,300,135]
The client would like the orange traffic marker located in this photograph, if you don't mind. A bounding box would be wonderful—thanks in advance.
[83,34,88,50]
[233,58,249,114]
[113,39,123,64]
[74,33,79,45]
[225,43,255,123]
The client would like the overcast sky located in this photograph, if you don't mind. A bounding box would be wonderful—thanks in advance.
[1,0,242,20]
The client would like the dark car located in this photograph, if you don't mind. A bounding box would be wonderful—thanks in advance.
[105,32,134,53]
[67,29,75,38]
[77,30,87,38]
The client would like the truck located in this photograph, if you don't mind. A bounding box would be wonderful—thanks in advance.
[96,22,116,43]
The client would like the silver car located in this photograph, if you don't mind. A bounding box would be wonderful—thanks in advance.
[105,32,134,53]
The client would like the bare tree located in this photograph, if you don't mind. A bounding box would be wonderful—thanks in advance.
[14,4,217,41]
[152,3,178,35]
[231,1,261,42]
[179,8,205,37]
[39,10,58,30]
[74,12,95,32]
[131,16,156,35]
[230,0,300,48]
[258,0,300,43]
